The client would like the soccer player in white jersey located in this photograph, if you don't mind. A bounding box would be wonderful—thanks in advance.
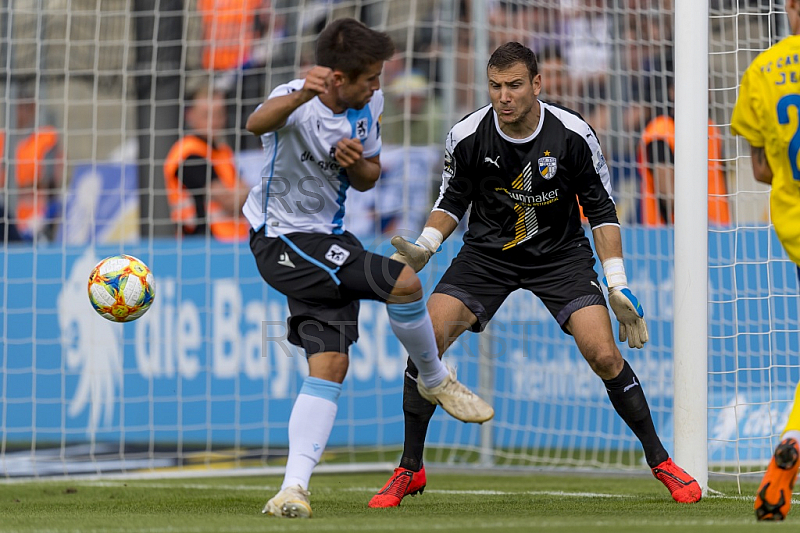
[243,18,493,519]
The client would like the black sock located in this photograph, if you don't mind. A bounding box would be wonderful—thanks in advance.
[398,359,436,472]
[603,360,669,468]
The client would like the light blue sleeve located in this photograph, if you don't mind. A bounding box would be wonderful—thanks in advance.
[363,90,383,159]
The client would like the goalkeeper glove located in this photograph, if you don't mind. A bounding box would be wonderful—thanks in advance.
[389,227,443,273]
[603,258,649,349]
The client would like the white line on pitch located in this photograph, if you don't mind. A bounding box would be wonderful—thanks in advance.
[75,481,800,504]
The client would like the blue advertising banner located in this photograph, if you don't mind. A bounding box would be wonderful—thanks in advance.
[1,228,798,466]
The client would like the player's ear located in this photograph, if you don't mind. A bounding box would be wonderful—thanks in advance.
[532,73,542,96]
[331,70,347,87]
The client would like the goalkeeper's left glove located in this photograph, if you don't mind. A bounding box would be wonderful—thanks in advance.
[602,258,649,349]
[389,227,443,273]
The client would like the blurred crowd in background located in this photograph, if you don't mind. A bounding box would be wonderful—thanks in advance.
[0,0,783,244]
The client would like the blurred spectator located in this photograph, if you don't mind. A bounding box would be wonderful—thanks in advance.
[488,1,532,50]
[537,46,574,109]
[637,73,730,226]
[1,84,63,241]
[345,146,439,240]
[618,6,673,135]
[0,129,21,242]
[0,204,22,242]
[197,0,286,150]
[538,43,609,148]
[382,70,444,146]
[561,0,610,125]
[198,0,267,71]
[0,134,19,242]
[489,1,565,53]
[163,83,250,241]
[528,2,565,54]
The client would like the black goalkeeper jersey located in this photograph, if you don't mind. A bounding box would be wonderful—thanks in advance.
[434,101,619,261]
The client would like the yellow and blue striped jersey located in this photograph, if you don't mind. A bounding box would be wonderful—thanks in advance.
[732,35,800,265]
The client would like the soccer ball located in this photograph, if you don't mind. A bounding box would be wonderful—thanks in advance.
[87,254,156,322]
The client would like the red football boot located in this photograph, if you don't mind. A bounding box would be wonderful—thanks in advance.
[651,458,702,503]
[368,466,427,508]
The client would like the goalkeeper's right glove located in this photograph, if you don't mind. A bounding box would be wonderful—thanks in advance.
[389,227,443,273]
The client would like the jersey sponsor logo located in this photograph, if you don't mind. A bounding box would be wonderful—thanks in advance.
[356,118,368,139]
[496,187,560,207]
[325,244,350,266]
[484,155,500,168]
[301,149,341,174]
[538,155,557,180]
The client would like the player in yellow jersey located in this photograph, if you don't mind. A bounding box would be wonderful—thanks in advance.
[731,0,800,521]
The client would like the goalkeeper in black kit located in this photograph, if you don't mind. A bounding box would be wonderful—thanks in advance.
[369,42,702,507]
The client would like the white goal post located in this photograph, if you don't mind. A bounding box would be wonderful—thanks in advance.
[673,0,709,491]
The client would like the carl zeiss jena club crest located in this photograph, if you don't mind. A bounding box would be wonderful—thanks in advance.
[538,155,557,180]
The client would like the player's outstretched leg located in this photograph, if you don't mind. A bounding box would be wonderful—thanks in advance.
[386,297,493,424]
[603,359,702,503]
[369,361,434,508]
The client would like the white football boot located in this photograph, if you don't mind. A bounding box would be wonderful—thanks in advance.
[262,485,312,518]
[417,366,494,423]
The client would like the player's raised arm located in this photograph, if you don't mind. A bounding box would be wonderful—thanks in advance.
[246,66,333,135]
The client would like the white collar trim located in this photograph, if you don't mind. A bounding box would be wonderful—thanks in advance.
[492,100,544,143]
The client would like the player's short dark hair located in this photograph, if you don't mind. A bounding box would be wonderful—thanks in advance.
[316,18,395,80]
[488,42,538,80]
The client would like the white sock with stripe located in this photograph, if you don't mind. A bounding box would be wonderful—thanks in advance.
[281,377,341,490]
[387,299,449,388]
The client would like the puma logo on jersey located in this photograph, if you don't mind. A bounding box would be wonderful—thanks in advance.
[590,280,602,292]
[278,253,295,268]
[484,155,500,168]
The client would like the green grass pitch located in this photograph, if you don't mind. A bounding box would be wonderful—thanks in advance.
[0,471,793,532]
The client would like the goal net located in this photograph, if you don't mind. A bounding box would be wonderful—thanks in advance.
[706,0,799,482]
[0,0,795,487]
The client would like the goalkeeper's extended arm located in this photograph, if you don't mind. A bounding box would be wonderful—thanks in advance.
[390,210,458,272]
[592,224,649,349]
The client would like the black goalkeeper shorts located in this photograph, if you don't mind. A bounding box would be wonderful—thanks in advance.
[433,242,607,333]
